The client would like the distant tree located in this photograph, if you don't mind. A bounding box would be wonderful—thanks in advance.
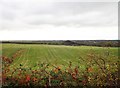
[104,42,112,47]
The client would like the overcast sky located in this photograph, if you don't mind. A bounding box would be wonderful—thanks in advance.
[0,0,118,40]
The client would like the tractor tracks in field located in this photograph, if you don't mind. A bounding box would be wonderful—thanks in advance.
[46,46,69,66]
[19,46,31,68]
[11,49,25,60]
[10,46,26,68]
[49,47,64,64]
[10,54,23,68]
[46,45,60,63]
[27,46,38,68]
[10,45,31,68]
[3,46,26,69]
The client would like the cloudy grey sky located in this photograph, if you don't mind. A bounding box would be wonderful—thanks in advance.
[0,0,118,40]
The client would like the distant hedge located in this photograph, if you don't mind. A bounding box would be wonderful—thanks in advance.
[1,40,119,47]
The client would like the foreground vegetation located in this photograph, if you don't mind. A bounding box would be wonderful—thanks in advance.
[1,44,120,87]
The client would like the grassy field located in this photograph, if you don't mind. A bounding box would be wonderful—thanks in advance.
[1,43,119,87]
[2,43,118,69]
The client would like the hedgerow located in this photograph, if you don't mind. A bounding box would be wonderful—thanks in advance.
[2,51,119,87]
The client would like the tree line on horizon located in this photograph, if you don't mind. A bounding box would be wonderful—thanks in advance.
[1,40,119,47]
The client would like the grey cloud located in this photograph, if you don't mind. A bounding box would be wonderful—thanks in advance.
[26,2,117,27]
[0,1,118,30]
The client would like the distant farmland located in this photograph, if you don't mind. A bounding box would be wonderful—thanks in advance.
[1,43,119,87]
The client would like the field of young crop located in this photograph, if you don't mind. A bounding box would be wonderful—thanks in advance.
[1,43,119,87]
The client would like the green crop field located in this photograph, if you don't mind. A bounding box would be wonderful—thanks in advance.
[2,43,118,69]
[1,43,119,87]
